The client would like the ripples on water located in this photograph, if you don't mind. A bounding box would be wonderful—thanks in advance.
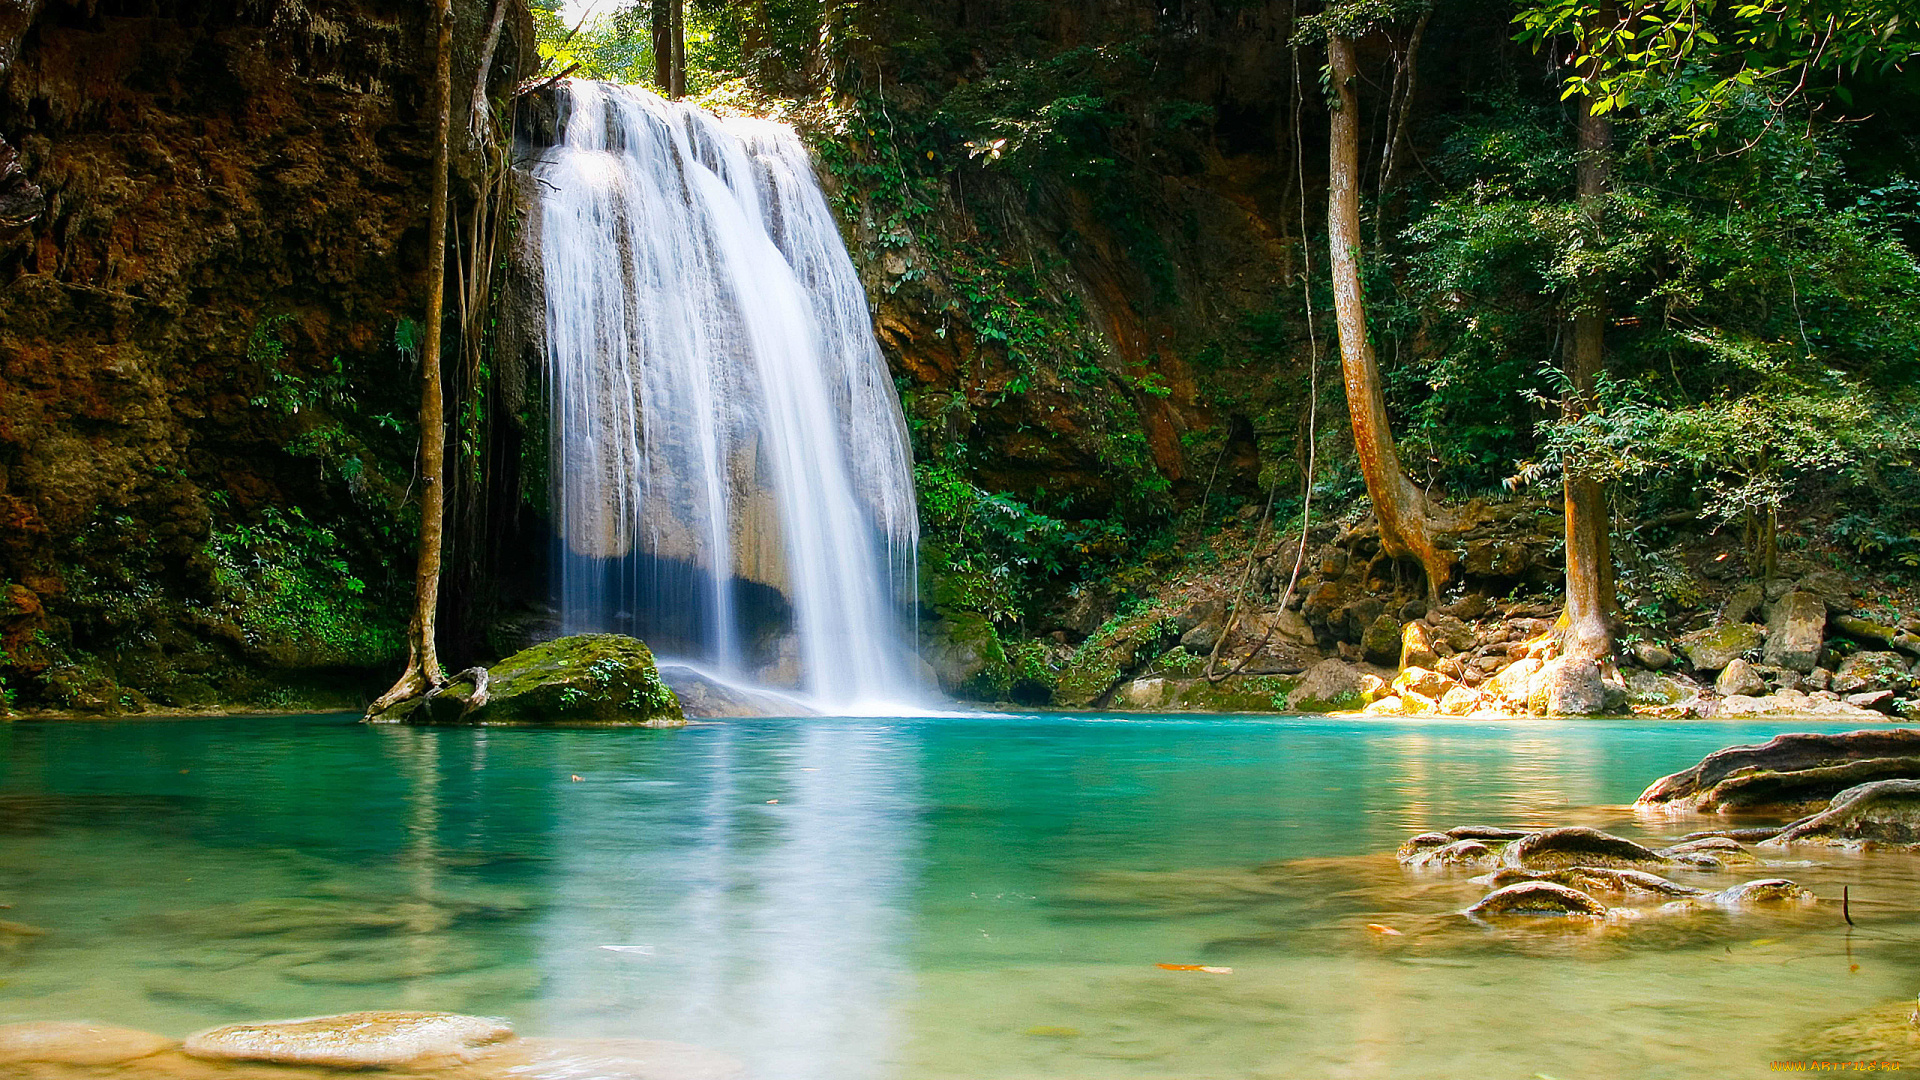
[2,714,1918,1078]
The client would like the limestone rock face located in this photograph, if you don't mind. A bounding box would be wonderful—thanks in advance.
[183,1011,514,1070]
[1467,881,1609,916]
[0,1021,174,1066]
[1763,591,1828,673]
[1715,657,1766,697]
[380,635,684,727]
[1679,621,1765,673]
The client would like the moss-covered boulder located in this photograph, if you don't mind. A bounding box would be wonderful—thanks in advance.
[377,635,683,727]
[1055,606,1177,708]
[1679,621,1765,673]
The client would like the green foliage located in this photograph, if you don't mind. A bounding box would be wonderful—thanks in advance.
[1513,1,1920,131]
[204,508,405,664]
[1395,79,1920,520]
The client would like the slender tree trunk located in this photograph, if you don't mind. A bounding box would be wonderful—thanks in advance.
[669,0,686,99]
[652,0,672,93]
[1560,46,1615,662]
[1327,32,1452,597]
[466,0,509,149]
[370,0,454,716]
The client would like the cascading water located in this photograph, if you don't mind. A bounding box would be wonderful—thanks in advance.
[535,80,923,713]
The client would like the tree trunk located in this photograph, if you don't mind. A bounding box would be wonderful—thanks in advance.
[669,0,686,99]
[370,0,454,716]
[652,0,672,93]
[1560,45,1615,662]
[1327,32,1452,597]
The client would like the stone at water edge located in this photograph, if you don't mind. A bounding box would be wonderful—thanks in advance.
[1527,656,1608,716]
[1715,657,1766,697]
[0,1021,176,1066]
[184,1011,514,1070]
[1286,657,1378,711]
[1467,881,1609,916]
[1399,621,1439,671]
[379,634,684,726]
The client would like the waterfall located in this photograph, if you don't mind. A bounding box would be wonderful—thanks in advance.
[535,80,923,713]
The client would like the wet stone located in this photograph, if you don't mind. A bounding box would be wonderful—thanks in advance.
[183,1011,514,1070]
[1467,881,1609,917]
[1500,827,1670,871]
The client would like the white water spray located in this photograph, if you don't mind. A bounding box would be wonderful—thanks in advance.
[536,81,922,712]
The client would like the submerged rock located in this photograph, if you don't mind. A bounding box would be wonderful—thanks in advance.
[1403,839,1496,869]
[377,635,683,726]
[0,1021,174,1066]
[184,1011,513,1070]
[1654,835,1762,870]
[1480,866,1705,898]
[1788,1000,1920,1068]
[1763,779,1920,849]
[1638,729,1920,812]
[1500,827,1670,871]
[464,1036,746,1080]
[1661,878,1816,911]
[1467,881,1609,916]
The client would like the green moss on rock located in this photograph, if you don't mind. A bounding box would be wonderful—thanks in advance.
[1055,606,1177,708]
[379,634,683,727]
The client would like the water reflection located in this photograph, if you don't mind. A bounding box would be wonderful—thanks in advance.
[524,722,920,1080]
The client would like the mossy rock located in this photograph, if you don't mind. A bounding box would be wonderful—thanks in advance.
[1678,621,1765,672]
[1055,606,1178,708]
[1111,673,1300,712]
[379,635,683,727]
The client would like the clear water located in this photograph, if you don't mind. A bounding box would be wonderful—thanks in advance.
[3,714,1917,1079]
[537,82,922,711]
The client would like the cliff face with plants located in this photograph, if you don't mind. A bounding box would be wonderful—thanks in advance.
[0,0,536,712]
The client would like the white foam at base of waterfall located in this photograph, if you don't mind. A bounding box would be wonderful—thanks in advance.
[537,80,927,715]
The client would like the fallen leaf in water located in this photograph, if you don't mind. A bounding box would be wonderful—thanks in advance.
[767,799,779,804]
[1366,924,1403,936]
[600,945,656,955]
[570,775,583,782]
[1155,964,1231,974]
[1023,1026,1082,1038]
